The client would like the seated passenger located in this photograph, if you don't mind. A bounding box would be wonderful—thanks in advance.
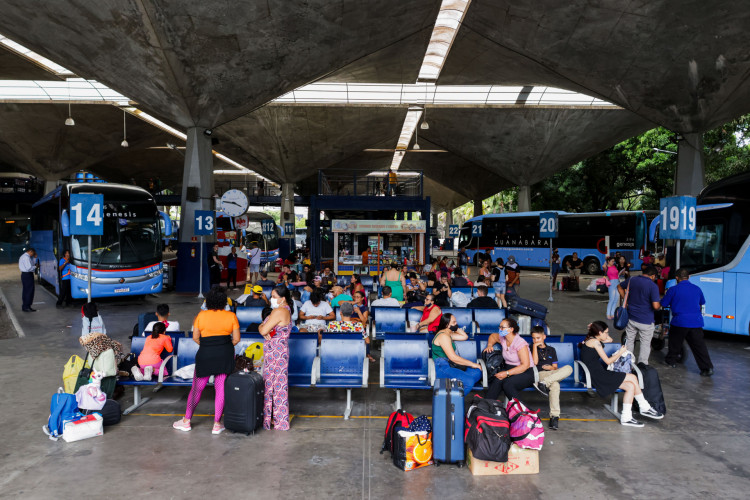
[401,290,424,309]
[255,271,276,287]
[299,289,335,332]
[144,303,181,333]
[243,285,270,308]
[580,321,663,427]
[432,314,482,390]
[530,326,573,430]
[483,318,534,402]
[432,275,452,307]
[412,294,441,333]
[451,268,470,288]
[330,285,353,307]
[371,285,400,307]
[133,322,173,380]
[350,291,369,326]
[328,302,375,362]
[466,285,499,309]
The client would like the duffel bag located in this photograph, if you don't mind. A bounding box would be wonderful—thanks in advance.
[506,398,545,450]
[465,395,511,462]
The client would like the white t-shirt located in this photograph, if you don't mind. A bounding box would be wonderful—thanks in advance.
[371,297,401,308]
[144,320,181,333]
[300,301,333,328]
[248,247,261,265]
[81,316,106,337]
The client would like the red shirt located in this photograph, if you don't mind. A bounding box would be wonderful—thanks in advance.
[421,305,442,332]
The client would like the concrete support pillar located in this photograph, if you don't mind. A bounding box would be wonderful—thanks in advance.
[279,183,295,259]
[473,199,483,218]
[176,127,214,293]
[445,210,454,237]
[674,133,705,196]
[518,185,531,212]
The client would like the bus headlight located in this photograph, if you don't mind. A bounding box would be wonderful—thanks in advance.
[71,271,87,280]
[147,269,163,278]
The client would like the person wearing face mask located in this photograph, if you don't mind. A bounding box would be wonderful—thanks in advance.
[483,318,535,402]
[258,286,295,430]
[432,314,482,390]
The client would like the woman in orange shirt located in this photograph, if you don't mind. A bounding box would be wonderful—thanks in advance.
[133,322,172,381]
[173,286,240,435]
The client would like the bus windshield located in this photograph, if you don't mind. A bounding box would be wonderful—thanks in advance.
[680,221,724,273]
[72,217,160,266]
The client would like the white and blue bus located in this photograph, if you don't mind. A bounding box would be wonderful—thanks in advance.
[459,210,650,274]
[31,183,172,299]
[651,173,750,335]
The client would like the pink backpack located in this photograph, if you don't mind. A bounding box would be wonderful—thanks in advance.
[506,398,545,450]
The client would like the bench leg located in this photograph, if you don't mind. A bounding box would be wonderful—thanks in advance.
[122,386,151,415]
[152,384,163,393]
[343,389,352,420]
[603,393,621,420]
[395,389,402,410]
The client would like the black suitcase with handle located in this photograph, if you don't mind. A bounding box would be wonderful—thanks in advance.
[224,370,265,435]
[507,296,548,320]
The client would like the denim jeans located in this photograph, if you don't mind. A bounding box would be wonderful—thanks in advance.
[434,357,482,391]
[607,280,620,317]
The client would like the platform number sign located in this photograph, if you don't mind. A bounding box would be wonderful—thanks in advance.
[262,219,275,236]
[284,222,294,236]
[448,224,459,237]
[69,193,104,235]
[659,196,697,240]
[194,210,215,236]
[471,221,482,237]
[539,212,558,238]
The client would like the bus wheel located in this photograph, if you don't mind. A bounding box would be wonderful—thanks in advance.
[584,258,601,275]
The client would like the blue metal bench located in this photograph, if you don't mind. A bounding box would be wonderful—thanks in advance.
[441,307,474,334]
[473,308,506,334]
[426,338,484,390]
[261,286,273,299]
[380,333,433,409]
[235,333,317,387]
[406,307,422,329]
[119,336,179,415]
[562,334,587,347]
[137,312,158,335]
[236,306,265,331]
[372,306,408,340]
[313,332,368,419]
[451,287,474,297]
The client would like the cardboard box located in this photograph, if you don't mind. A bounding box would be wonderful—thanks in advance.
[467,445,539,475]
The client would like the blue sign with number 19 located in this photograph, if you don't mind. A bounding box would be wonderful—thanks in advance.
[659,196,697,240]
[69,193,104,235]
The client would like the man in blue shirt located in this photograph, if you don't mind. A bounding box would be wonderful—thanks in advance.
[660,268,713,376]
[618,265,661,364]
[56,249,73,308]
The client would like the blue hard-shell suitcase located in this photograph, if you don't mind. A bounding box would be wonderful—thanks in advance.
[432,378,465,466]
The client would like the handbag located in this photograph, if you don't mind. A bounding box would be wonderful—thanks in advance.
[392,429,433,471]
[608,350,634,373]
[74,353,117,398]
[613,281,630,330]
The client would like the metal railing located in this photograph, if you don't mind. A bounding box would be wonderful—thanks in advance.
[213,180,282,198]
[318,170,423,197]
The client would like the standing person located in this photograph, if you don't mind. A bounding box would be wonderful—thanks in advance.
[259,286,294,431]
[360,247,370,275]
[579,321,663,427]
[530,326,573,430]
[19,248,37,312]
[617,265,661,365]
[604,256,621,320]
[617,255,632,280]
[432,314,482,390]
[566,252,583,288]
[661,268,714,376]
[550,249,561,290]
[226,246,238,290]
[247,242,262,284]
[483,318,535,402]
[173,286,240,434]
[505,256,521,296]
[56,249,73,308]
[491,258,507,308]
[380,263,406,302]
[458,246,468,276]
[208,243,222,287]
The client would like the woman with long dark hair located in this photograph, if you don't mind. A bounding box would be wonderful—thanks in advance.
[432,314,482,390]
[259,285,295,430]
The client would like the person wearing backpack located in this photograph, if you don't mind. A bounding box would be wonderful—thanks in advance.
[530,326,573,430]
[432,314,482,391]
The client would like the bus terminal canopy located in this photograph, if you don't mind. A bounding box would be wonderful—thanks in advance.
[331,220,426,234]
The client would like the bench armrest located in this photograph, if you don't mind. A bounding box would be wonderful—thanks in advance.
[478,358,488,388]
[632,363,645,389]
[362,358,368,387]
[574,360,592,389]
[158,355,174,383]
[428,358,435,386]
[379,355,385,387]
[532,364,539,384]
[311,357,320,386]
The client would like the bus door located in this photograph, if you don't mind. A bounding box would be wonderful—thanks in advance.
[692,275,724,332]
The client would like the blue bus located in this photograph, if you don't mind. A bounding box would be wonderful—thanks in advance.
[31,183,172,299]
[459,210,650,274]
[652,173,750,335]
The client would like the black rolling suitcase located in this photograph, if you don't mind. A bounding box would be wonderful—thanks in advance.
[224,370,264,434]
[507,296,548,320]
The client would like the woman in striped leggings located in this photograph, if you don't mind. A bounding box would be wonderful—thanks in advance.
[173,286,240,434]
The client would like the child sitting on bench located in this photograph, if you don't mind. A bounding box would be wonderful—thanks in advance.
[530,326,573,431]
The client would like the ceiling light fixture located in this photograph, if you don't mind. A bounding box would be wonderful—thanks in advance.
[65,101,75,126]
[120,110,129,147]
[416,0,472,83]
[421,85,430,129]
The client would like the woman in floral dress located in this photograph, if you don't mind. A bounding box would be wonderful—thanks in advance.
[259,285,294,430]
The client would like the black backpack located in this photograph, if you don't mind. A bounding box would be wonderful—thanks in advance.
[481,347,506,378]
[465,395,511,462]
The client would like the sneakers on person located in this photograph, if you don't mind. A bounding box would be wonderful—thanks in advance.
[131,366,144,381]
[143,365,154,381]
[640,407,664,420]
[549,416,559,430]
[620,417,645,427]
[173,418,191,432]
[212,423,225,435]
[533,382,549,397]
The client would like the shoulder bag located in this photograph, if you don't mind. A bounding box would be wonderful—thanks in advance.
[613,280,630,330]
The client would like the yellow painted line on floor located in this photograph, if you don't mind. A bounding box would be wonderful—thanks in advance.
[131,413,615,422]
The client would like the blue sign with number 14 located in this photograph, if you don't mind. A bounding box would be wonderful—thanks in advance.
[69,193,104,236]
